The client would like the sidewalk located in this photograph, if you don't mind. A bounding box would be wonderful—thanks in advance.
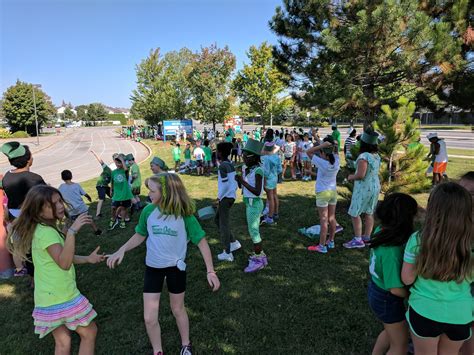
[0,130,73,164]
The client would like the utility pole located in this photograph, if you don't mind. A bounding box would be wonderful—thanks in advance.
[32,84,42,145]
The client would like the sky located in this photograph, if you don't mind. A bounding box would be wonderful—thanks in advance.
[0,0,283,108]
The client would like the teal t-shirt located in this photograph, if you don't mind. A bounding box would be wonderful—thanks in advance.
[111,169,133,201]
[404,232,473,324]
[243,133,248,143]
[172,147,181,161]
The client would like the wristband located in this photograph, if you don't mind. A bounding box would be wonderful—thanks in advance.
[207,271,216,275]
[68,227,77,236]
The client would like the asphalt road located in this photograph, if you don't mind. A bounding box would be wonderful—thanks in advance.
[195,123,473,150]
[0,127,150,187]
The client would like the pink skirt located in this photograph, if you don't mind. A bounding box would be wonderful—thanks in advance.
[32,294,97,338]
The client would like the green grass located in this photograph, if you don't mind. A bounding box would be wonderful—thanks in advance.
[448,148,474,157]
[419,124,472,130]
[1,140,472,354]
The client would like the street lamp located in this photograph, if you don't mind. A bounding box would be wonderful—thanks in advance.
[32,84,41,145]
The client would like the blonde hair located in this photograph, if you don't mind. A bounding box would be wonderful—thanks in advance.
[145,173,195,217]
[7,185,65,261]
[416,182,473,282]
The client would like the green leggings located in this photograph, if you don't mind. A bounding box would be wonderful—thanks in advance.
[244,197,263,244]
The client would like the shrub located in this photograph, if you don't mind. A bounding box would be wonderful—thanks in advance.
[11,131,29,138]
[0,128,11,139]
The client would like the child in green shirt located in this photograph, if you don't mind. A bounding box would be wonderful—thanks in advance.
[184,143,192,168]
[172,143,181,171]
[203,140,212,176]
[367,193,418,355]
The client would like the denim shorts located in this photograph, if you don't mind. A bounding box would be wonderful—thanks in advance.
[368,280,406,324]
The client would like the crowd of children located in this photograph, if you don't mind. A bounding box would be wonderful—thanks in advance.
[1,121,472,355]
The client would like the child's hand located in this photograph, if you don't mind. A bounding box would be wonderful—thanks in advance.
[87,246,105,264]
[206,271,220,292]
[106,249,125,269]
[71,213,92,233]
[235,175,242,184]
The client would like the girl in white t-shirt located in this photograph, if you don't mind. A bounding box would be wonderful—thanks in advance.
[282,134,297,180]
[306,136,340,253]
[301,133,314,181]
[107,173,220,355]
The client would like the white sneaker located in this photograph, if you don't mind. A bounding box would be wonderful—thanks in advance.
[217,251,234,262]
[230,240,241,252]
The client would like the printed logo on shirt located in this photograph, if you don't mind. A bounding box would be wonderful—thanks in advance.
[151,225,178,237]
[114,174,125,183]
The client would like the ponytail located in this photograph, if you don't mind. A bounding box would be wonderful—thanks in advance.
[328,153,335,165]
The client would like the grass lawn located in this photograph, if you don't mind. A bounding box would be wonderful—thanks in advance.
[1,140,472,354]
[448,148,474,157]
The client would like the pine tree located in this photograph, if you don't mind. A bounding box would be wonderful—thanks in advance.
[375,97,430,193]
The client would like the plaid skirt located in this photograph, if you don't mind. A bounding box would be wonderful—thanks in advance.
[32,294,97,338]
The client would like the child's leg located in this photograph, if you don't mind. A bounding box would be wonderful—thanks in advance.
[438,334,466,354]
[317,206,329,246]
[327,204,337,242]
[351,215,362,237]
[363,213,375,238]
[96,199,104,217]
[144,293,163,353]
[52,325,72,355]
[246,199,264,251]
[383,321,408,355]
[282,161,287,179]
[218,198,234,253]
[170,292,190,346]
[120,206,128,221]
[110,206,117,220]
[291,160,296,178]
[265,189,274,217]
[75,322,98,355]
[274,186,279,215]
[460,327,473,355]
[411,331,440,355]
[372,329,389,355]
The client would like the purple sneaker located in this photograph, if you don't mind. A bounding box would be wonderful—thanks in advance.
[343,237,365,249]
[244,255,265,273]
[362,236,371,243]
[335,225,344,234]
[261,254,268,266]
[14,267,28,277]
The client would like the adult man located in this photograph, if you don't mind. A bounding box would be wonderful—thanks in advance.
[1,142,46,277]
[427,132,448,185]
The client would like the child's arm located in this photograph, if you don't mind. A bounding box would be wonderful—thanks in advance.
[306,141,331,159]
[90,150,104,165]
[197,238,220,291]
[348,159,368,181]
[389,287,409,298]
[73,246,105,264]
[47,214,93,270]
[236,173,263,196]
[401,261,417,285]
[84,193,92,203]
[106,233,146,269]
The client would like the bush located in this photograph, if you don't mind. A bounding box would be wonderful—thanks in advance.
[0,128,11,138]
[11,131,29,138]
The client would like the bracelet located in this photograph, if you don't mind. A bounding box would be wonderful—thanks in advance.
[68,227,77,236]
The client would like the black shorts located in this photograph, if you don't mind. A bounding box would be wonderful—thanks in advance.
[284,156,292,161]
[112,200,132,208]
[143,266,186,294]
[196,160,203,168]
[96,186,111,200]
[407,306,472,341]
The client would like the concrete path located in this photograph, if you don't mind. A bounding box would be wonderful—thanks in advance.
[0,127,150,187]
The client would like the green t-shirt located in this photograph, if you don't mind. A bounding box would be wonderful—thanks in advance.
[203,146,212,161]
[254,131,261,141]
[172,147,181,161]
[130,163,141,189]
[96,163,112,187]
[32,224,80,307]
[332,130,341,151]
[404,232,473,324]
[243,133,249,143]
[184,148,191,159]
[111,169,133,201]
[369,244,405,291]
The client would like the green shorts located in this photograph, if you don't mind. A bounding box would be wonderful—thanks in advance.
[316,190,337,208]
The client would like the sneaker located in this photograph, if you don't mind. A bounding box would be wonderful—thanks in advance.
[326,240,335,249]
[261,254,268,266]
[108,219,119,230]
[180,343,192,355]
[119,220,126,229]
[261,216,274,225]
[308,244,328,253]
[343,237,365,249]
[262,206,269,216]
[95,229,102,236]
[244,255,265,273]
[14,267,28,277]
[362,236,371,243]
[230,240,241,252]
[217,251,234,262]
[335,225,344,234]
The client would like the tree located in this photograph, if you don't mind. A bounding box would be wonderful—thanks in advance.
[1,80,55,135]
[64,106,76,121]
[131,48,195,125]
[375,97,430,193]
[75,105,88,121]
[270,0,470,120]
[86,103,108,125]
[233,42,287,128]
[188,44,236,130]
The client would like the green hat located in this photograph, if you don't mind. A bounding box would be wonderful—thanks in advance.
[1,142,26,159]
[125,153,134,161]
[361,131,379,145]
[242,138,264,156]
[151,157,167,170]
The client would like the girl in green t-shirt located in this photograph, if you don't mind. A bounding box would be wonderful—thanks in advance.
[367,193,418,355]
[8,185,104,353]
[107,173,220,355]
[401,182,473,354]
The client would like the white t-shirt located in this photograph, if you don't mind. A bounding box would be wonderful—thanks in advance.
[243,165,264,198]
[301,141,313,159]
[193,147,204,161]
[311,155,340,193]
[218,161,237,200]
[283,142,296,158]
[435,139,448,163]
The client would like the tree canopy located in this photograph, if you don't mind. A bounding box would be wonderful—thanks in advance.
[1,80,55,135]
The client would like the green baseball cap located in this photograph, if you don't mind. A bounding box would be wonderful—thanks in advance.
[1,142,26,159]
[151,157,168,170]
[361,131,379,145]
[242,138,264,156]
[125,153,135,161]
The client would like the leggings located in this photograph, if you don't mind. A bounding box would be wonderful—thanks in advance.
[244,197,264,244]
[214,198,236,252]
